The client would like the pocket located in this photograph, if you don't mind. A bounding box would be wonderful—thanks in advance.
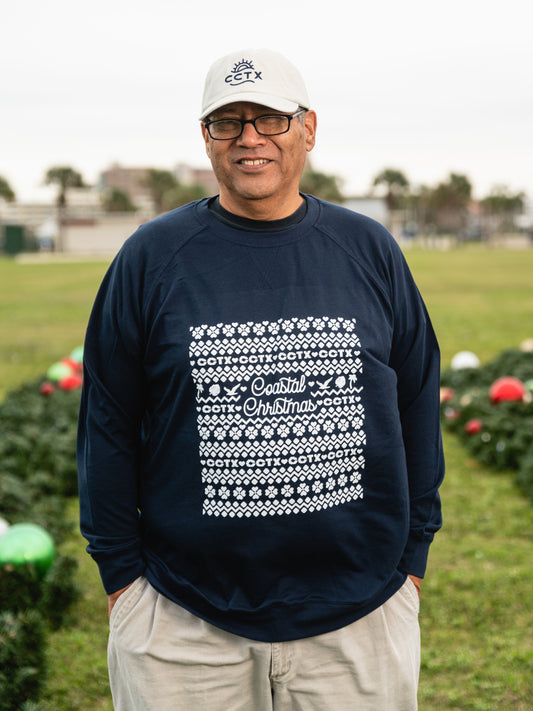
[397,576,420,615]
[109,576,145,629]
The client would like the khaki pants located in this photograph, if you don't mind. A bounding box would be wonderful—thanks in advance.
[108,576,420,710]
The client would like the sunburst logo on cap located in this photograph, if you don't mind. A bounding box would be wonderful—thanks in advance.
[225,59,263,87]
[233,59,254,73]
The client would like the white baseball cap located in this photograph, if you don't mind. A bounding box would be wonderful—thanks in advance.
[199,48,310,121]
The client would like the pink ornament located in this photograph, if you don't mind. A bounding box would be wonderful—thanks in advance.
[440,387,455,403]
[465,418,483,435]
[489,377,526,404]
[444,407,461,422]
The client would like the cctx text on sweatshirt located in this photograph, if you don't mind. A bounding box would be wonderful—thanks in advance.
[77,195,444,642]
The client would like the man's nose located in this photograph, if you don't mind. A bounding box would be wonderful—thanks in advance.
[237,121,266,145]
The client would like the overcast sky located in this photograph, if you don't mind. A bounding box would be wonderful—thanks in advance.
[2,0,532,204]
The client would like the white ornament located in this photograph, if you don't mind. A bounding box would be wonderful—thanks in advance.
[0,517,10,539]
[451,351,480,370]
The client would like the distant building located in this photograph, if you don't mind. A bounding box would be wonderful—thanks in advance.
[174,163,219,196]
[99,164,152,208]
[62,214,149,256]
[99,162,219,207]
[344,196,388,225]
[0,187,101,235]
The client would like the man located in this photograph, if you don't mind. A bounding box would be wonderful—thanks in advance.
[78,48,444,710]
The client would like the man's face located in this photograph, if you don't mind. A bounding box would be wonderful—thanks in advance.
[201,102,316,219]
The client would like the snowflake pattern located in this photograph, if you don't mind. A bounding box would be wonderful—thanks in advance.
[281,484,293,498]
[298,483,309,497]
[261,425,275,439]
[277,423,291,438]
[189,316,365,517]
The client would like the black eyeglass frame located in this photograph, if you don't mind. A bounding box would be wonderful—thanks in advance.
[203,109,307,140]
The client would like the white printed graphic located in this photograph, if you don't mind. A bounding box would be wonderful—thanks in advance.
[189,316,365,517]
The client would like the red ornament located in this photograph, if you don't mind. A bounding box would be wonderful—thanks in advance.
[61,357,83,373]
[58,373,83,391]
[489,377,526,404]
[39,381,55,397]
[465,418,483,435]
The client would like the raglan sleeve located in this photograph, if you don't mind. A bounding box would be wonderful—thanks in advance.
[388,247,445,578]
[77,241,147,594]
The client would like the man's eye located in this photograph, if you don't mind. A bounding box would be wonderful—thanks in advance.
[216,120,239,130]
[258,116,284,128]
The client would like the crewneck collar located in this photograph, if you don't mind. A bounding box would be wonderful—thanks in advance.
[195,194,320,248]
[208,196,308,233]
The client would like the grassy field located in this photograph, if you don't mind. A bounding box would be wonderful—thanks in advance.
[1,247,532,709]
[0,257,111,400]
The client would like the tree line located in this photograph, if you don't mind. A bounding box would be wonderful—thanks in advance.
[0,166,527,239]
[371,168,526,239]
[0,167,208,214]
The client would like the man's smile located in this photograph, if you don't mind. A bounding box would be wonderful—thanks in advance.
[238,158,271,166]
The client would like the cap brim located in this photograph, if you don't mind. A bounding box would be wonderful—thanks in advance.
[199,92,303,121]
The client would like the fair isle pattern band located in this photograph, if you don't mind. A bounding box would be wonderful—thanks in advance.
[189,316,366,517]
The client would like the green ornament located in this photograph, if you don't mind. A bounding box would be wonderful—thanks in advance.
[46,361,74,382]
[70,345,84,364]
[524,379,533,393]
[0,523,56,577]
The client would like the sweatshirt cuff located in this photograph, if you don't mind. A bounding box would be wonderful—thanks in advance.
[87,542,146,594]
[97,559,146,595]
[398,536,433,579]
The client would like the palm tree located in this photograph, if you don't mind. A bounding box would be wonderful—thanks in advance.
[300,170,344,203]
[44,166,85,208]
[0,176,15,202]
[480,186,525,237]
[143,169,178,214]
[372,169,409,211]
[44,166,85,251]
[415,173,473,238]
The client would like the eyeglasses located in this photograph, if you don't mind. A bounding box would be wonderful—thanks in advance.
[204,109,307,140]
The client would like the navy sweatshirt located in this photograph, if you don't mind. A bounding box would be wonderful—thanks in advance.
[77,195,444,642]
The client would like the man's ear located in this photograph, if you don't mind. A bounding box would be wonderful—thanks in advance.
[201,123,211,158]
[304,110,317,152]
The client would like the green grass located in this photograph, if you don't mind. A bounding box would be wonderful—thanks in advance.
[404,245,533,366]
[0,258,110,401]
[1,248,533,709]
[42,499,113,710]
[420,436,533,710]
